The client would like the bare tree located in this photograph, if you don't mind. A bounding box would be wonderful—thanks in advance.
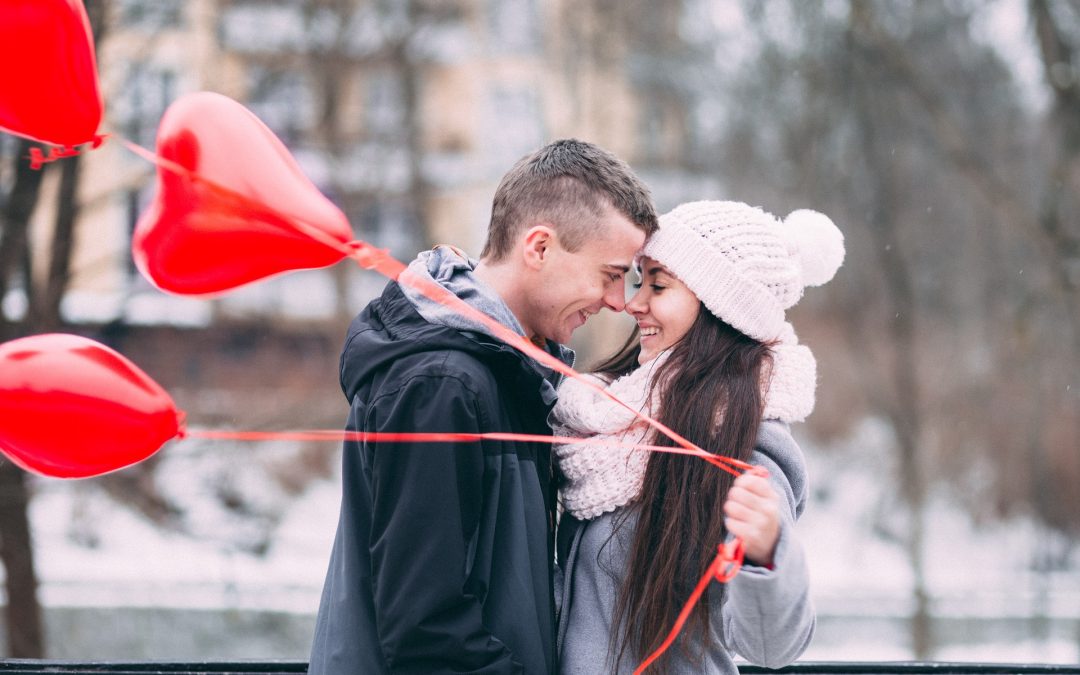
[0,131,91,661]
[0,0,110,656]
[702,0,1080,656]
[0,135,60,663]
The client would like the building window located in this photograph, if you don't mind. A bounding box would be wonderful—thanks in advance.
[117,0,184,30]
[359,198,420,260]
[246,67,314,145]
[114,64,177,150]
[365,70,406,136]
[483,85,544,175]
[219,1,306,53]
[486,0,539,55]
[126,188,148,282]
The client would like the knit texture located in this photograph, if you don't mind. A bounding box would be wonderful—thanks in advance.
[641,201,844,342]
[551,328,816,520]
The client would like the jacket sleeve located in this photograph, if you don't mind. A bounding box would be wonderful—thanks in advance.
[713,421,816,668]
[364,373,523,674]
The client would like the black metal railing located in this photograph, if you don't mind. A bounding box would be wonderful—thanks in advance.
[1,662,1079,675]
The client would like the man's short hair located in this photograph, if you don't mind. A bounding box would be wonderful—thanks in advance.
[481,139,658,261]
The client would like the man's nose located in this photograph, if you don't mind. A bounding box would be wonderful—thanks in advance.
[603,281,626,312]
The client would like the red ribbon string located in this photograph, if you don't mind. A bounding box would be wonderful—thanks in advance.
[191,426,754,668]
[119,135,712,466]
[185,428,752,476]
[120,134,754,670]
[632,539,746,675]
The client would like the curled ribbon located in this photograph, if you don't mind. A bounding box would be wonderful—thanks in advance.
[26,135,108,169]
[632,539,746,675]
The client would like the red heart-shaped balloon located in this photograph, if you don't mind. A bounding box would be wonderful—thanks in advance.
[0,334,182,479]
[132,92,353,295]
[0,0,103,146]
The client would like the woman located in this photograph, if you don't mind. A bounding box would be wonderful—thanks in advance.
[552,200,844,674]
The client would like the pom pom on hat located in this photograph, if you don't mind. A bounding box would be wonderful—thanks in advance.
[781,209,845,287]
[642,200,845,343]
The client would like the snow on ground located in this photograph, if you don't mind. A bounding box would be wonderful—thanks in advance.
[15,418,1080,662]
[27,442,338,614]
[799,418,1080,620]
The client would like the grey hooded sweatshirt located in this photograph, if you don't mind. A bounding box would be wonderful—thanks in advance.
[556,421,816,674]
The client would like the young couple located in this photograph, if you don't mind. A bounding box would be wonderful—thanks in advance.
[309,139,843,674]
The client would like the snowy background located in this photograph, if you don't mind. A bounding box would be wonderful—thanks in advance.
[17,418,1080,663]
[1,0,1078,665]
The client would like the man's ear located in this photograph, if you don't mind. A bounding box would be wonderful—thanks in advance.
[521,225,556,271]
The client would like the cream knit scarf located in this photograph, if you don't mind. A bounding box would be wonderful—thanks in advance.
[551,324,816,520]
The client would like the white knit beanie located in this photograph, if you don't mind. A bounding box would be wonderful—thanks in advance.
[641,200,844,342]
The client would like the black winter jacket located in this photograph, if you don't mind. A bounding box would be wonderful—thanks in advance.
[309,281,560,674]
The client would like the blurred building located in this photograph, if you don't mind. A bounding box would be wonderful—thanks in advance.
[22,0,720,360]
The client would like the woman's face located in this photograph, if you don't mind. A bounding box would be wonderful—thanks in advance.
[625,256,700,365]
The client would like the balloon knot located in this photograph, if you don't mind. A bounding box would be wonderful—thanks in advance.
[26,144,88,170]
[175,410,189,439]
[28,148,46,170]
[714,538,745,582]
[349,240,389,270]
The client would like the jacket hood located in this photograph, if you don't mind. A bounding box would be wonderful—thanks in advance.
[400,246,527,341]
[341,279,571,407]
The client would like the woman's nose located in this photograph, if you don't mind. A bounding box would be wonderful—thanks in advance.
[625,287,646,315]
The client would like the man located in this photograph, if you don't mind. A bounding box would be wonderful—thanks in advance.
[309,139,657,674]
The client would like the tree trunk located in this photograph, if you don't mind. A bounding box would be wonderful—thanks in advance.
[852,0,1080,351]
[27,155,82,332]
[0,138,49,656]
[0,464,43,657]
[1030,0,1080,354]
[397,0,432,253]
[848,0,932,657]
[0,122,88,668]
[0,139,47,341]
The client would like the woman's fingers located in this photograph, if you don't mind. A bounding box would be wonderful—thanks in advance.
[724,472,781,566]
[732,471,774,499]
[725,474,777,520]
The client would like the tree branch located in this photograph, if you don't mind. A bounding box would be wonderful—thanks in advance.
[850,0,1079,297]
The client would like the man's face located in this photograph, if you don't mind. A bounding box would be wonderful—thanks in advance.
[528,207,646,345]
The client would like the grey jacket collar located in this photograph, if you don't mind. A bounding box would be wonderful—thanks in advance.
[401,245,527,339]
[399,245,575,402]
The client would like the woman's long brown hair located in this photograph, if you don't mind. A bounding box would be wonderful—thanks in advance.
[592,306,772,673]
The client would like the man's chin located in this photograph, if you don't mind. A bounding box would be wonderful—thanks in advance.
[551,327,576,345]
[560,316,592,344]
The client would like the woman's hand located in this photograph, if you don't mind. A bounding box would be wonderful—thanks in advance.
[723,470,781,568]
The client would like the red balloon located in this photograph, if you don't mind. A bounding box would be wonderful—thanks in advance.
[132,92,354,295]
[0,334,182,478]
[0,0,103,146]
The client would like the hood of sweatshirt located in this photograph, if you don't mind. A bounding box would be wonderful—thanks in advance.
[340,246,574,407]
